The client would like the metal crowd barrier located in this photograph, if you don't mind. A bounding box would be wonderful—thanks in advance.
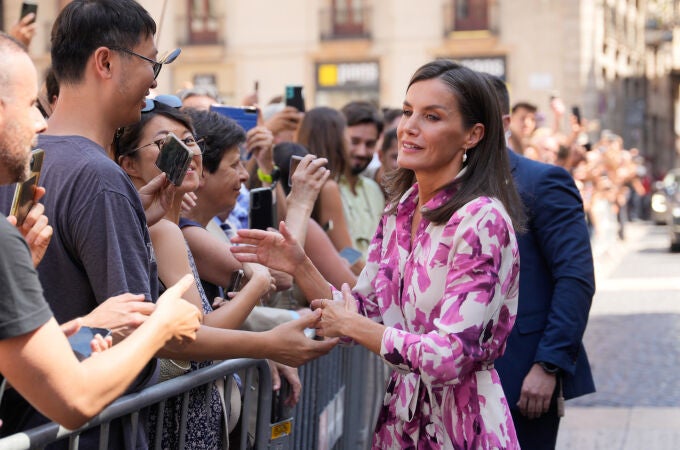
[0,359,271,450]
[292,344,386,450]
[0,346,387,450]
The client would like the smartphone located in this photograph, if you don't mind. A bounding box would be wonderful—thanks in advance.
[67,326,112,361]
[227,269,245,293]
[210,105,258,133]
[10,149,45,227]
[249,187,275,230]
[154,132,193,186]
[20,1,37,23]
[339,247,362,265]
[284,85,305,112]
[571,106,582,125]
[288,155,305,187]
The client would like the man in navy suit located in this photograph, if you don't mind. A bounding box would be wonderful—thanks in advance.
[487,75,596,449]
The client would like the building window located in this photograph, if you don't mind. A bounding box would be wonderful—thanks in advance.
[453,0,488,31]
[188,0,218,44]
[331,0,366,37]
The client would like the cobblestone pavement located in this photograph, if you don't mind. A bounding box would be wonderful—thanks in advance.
[557,222,680,449]
[571,223,680,407]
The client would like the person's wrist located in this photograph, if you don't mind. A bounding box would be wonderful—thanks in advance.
[537,361,560,375]
[257,166,280,184]
[286,196,313,215]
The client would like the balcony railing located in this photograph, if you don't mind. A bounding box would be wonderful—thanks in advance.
[319,5,372,41]
[442,1,499,37]
[174,14,226,46]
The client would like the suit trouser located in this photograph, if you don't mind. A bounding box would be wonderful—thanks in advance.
[511,399,561,450]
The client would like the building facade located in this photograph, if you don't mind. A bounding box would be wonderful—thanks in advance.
[2,0,677,173]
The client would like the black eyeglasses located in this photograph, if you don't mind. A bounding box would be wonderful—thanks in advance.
[109,47,181,79]
[132,135,205,155]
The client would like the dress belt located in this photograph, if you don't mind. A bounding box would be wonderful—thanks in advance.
[475,362,495,371]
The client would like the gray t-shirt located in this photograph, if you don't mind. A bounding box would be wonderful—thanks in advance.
[0,135,157,449]
[0,215,52,339]
[0,135,159,322]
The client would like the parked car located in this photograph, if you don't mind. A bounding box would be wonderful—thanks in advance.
[661,169,680,252]
[650,181,669,225]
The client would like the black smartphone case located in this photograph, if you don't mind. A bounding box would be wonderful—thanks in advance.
[249,187,275,230]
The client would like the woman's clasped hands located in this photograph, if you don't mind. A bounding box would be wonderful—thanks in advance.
[310,283,358,339]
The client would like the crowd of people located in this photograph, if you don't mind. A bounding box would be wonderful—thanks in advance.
[507,98,654,257]
[0,0,649,449]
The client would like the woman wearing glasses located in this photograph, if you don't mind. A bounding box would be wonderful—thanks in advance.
[115,97,274,449]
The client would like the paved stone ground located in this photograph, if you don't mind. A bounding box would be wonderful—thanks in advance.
[557,222,680,449]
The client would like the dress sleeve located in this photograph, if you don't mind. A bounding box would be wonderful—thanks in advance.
[333,213,388,322]
[380,201,520,387]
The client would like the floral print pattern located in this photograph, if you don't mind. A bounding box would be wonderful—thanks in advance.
[349,182,520,449]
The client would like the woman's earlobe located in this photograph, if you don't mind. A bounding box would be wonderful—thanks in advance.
[119,156,139,177]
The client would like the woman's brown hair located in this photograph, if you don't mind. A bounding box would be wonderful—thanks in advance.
[384,60,525,231]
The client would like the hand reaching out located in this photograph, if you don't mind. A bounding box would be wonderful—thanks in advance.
[264,310,338,367]
[310,283,358,338]
[152,274,203,345]
[230,221,306,275]
[81,293,156,343]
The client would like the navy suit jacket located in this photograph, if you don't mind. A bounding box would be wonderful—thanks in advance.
[496,150,596,409]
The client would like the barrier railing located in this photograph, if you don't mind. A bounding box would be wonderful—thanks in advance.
[292,344,385,450]
[0,359,271,450]
[0,345,386,450]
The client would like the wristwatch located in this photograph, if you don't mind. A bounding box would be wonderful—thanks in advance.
[537,361,561,374]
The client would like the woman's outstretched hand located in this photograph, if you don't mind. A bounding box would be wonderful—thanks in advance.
[230,221,306,275]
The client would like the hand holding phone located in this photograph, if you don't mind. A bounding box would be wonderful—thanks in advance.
[155,132,193,186]
[285,85,305,112]
[20,1,38,24]
[10,149,44,226]
[288,155,305,187]
[227,269,245,293]
[571,106,582,125]
[67,326,112,361]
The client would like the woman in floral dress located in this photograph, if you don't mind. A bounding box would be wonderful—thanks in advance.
[232,60,526,449]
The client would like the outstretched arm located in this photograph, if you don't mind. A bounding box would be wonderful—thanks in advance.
[0,275,200,430]
[231,221,333,302]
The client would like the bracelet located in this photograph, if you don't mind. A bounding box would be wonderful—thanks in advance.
[257,166,280,184]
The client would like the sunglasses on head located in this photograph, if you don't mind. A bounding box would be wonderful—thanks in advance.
[142,94,183,113]
[109,47,181,79]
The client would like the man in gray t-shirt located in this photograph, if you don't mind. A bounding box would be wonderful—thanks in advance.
[0,134,160,323]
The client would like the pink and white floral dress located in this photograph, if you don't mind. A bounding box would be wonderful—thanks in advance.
[349,182,520,449]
